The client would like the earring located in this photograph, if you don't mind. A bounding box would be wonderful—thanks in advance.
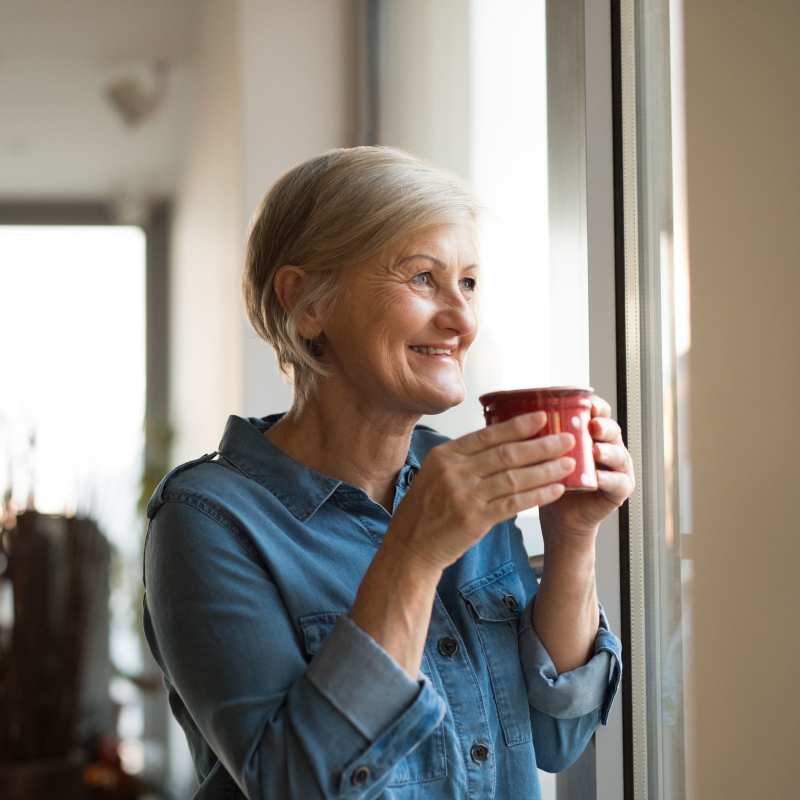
[308,333,324,357]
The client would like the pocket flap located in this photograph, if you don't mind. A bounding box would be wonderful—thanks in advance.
[458,561,526,622]
[297,611,344,655]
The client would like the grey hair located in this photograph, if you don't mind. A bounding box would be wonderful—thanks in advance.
[242,145,483,406]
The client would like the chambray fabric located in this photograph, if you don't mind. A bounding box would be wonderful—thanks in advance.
[142,412,623,799]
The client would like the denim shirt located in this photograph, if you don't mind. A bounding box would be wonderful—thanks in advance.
[142,412,622,799]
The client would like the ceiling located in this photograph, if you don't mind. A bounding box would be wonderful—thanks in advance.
[0,0,202,203]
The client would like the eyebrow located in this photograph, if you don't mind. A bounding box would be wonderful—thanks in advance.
[396,254,480,271]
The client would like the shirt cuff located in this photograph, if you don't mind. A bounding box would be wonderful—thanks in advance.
[305,612,433,740]
[518,595,623,724]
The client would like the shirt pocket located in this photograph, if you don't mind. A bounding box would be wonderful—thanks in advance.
[298,611,448,788]
[458,560,532,747]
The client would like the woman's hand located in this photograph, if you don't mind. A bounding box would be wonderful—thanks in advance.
[538,394,636,541]
[385,411,575,570]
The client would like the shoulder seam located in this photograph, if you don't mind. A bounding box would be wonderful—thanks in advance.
[158,490,263,564]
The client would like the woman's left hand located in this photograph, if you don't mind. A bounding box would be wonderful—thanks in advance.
[539,394,636,540]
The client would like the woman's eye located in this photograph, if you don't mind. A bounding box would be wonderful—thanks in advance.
[411,272,478,292]
[410,272,477,291]
[411,272,433,286]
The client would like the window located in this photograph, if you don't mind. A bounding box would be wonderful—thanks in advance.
[0,220,154,775]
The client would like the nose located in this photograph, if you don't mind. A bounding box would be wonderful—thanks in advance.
[433,287,477,339]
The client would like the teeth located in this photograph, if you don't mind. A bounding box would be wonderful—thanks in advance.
[410,345,452,355]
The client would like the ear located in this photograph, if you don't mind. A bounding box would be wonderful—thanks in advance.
[272,265,324,339]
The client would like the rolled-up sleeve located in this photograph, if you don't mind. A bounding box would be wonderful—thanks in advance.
[143,497,447,799]
[518,596,622,724]
[507,519,623,773]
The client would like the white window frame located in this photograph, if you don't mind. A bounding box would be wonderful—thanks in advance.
[546,1,626,797]
[554,1,685,799]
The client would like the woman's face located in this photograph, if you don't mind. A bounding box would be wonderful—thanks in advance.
[321,223,480,417]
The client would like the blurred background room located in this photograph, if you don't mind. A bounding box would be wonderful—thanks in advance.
[0,1,796,799]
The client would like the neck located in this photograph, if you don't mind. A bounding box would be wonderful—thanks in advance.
[264,379,420,507]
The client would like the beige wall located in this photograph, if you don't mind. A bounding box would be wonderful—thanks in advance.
[686,2,800,797]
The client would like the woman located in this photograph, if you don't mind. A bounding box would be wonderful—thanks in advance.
[142,146,634,799]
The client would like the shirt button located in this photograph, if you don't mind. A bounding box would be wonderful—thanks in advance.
[407,468,416,485]
[437,636,459,657]
[470,742,490,763]
[502,594,519,613]
[351,765,370,785]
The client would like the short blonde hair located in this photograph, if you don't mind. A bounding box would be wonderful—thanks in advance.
[242,145,482,405]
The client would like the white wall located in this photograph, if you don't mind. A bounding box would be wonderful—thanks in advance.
[171,0,359,453]
[169,0,244,465]
[165,1,244,792]
[239,0,359,417]
[377,0,471,182]
[377,0,491,447]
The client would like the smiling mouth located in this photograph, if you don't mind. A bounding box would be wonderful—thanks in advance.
[408,346,456,360]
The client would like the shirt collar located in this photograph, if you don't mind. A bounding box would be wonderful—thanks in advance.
[217,412,422,522]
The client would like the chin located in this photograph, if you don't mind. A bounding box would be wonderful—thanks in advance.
[416,385,465,415]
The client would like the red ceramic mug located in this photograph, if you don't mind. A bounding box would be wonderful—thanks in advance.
[478,386,599,492]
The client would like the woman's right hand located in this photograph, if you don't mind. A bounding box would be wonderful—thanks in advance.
[384,411,577,571]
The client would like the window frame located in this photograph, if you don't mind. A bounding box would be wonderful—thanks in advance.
[546,1,627,797]
[549,1,686,798]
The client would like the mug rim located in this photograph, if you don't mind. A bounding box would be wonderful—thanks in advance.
[479,385,594,405]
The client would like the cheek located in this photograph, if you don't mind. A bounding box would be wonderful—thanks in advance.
[370,289,431,335]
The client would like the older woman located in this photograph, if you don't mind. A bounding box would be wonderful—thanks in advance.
[142,146,634,799]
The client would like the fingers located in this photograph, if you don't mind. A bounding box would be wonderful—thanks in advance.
[596,468,636,503]
[485,481,566,519]
[592,441,631,471]
[472,431,575,477]
[591,395,613,417]
[480,455,575,501]
[454,411,549,455]
[589,415,622,442]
